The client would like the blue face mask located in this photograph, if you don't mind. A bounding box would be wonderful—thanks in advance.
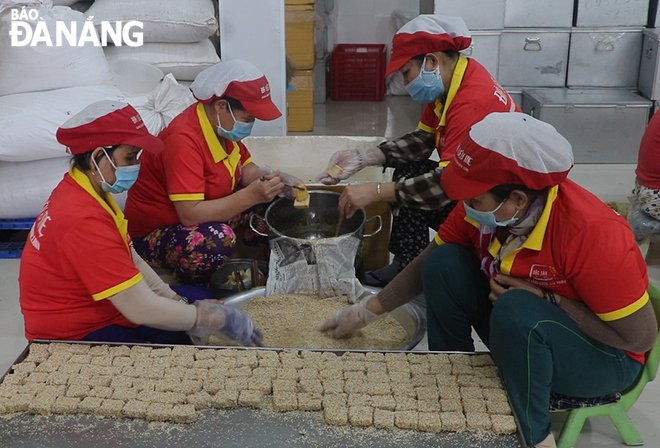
[463,200,520,228]
[405,57,445,104]
[93,148,140,194]
[217,103,254,141]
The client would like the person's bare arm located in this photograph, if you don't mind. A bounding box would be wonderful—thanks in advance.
[559,298,657,353]
[173,177,283,226]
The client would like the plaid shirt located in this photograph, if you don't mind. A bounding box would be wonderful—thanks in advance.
[378,130,452,210]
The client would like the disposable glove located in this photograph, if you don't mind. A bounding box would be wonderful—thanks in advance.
[261,166,305,199]
[317,296,381,339]
[316,148,386,185]
[187,300,263,346]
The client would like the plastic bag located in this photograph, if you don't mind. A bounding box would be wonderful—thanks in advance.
[266,234,366,303]
[627,195,660,241]
[127,73,196,135]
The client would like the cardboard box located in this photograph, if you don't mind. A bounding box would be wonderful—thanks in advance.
[285,8,315,70]
[287,70,314,132]
[285,0,315,5]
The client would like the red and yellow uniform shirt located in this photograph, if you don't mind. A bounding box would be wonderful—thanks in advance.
[435,180,649,363]
[19,168,142,341]
[418,56,519,164]
[125,103,253,237]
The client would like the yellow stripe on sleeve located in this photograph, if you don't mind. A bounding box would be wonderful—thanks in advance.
[92,273,144,301]
[596,292,649,321]
[169,193,205,202]
[243,156,253,166]
[418,122,435,133]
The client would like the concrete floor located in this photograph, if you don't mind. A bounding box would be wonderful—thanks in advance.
[1,96,659,446]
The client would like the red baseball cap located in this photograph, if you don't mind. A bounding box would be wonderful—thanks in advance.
[441,112,574,201]
[56,101,163,155]
[386,15,472,76]
[190,60,282,121]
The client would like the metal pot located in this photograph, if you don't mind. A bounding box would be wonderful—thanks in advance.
[249,190,382,240]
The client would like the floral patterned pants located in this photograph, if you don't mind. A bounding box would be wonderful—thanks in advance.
[132,208,269,285]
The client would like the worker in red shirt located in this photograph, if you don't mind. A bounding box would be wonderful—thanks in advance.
[316,15,518,286]
[629,109,660,240]
[321,112,657,448]
[19,101,262,346]
[125,60,302,285]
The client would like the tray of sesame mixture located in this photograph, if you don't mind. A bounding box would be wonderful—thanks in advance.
[0,341,524,448]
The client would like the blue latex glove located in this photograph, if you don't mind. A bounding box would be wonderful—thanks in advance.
[188,300,263,346]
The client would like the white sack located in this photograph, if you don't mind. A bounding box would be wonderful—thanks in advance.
[0,6,112,96]
[0,0,51,14]
[0,158,128,218]
[86,0,217,43]
[105,40,220,81]
[0,157,69,219]
[0,85,127,162]
[127,74,195,135]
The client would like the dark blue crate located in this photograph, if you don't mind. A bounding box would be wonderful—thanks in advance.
[0,241,24,259]
[0,218,35,230]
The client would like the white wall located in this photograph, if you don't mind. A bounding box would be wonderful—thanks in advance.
[218,0,287,135]
[324,0,418,54]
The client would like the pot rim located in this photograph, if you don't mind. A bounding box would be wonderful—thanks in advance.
[264,190,366,240]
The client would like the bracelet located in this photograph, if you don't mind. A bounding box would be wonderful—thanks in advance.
[542,288,558,306]
[175,294,189,304]
[376,182,382,201]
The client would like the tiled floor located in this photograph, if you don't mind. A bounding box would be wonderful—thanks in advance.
[1,96,659,447]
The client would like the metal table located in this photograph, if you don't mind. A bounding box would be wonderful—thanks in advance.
[0,408,521,448]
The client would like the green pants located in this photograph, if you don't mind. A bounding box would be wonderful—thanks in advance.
[422,244,642,446]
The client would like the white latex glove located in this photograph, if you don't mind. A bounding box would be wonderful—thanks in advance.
[187,300,263,346]
[318,296,381,339]
[316,148,386,185]
[261,166,304,199]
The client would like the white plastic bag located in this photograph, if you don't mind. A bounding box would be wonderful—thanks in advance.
[0,6,112,96]
[266,234,366,303]
[104,39,220,81]
[86,0,217,43]
[628,195,660,241]
[127,74,196,135]
[0,84,126,162]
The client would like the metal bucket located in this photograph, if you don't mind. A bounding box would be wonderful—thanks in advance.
[249,190,382,240]
[223,286,426,350]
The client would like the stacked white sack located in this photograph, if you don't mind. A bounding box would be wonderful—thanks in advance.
[0,5,112,96]
[91,0,220,81]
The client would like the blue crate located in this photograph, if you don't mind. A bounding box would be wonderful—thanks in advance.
[0,241,24,259]
[0,218,34,258]
[0,218,35,230]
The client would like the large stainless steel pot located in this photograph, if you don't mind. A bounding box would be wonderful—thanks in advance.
[249,190,382,240]
[223,286,426,350]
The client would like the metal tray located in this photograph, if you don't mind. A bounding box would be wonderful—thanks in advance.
[0,341,524,448]
[222,286,426,351]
